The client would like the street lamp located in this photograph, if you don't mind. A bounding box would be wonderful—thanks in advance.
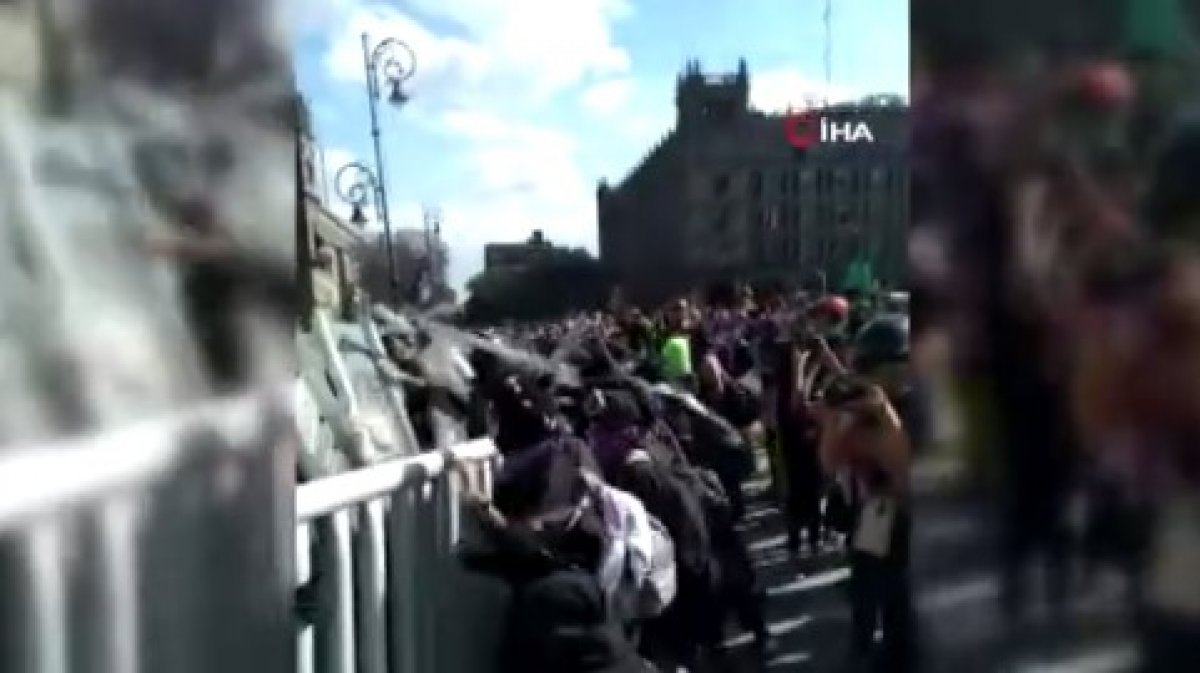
[334,161,378,228]
[360,33,417,296]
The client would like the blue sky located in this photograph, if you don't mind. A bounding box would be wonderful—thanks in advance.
[294,0,908,290]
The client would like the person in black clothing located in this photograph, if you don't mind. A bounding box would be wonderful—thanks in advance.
[691,331,752,520]
[588,383,773,670]
[461,438,655,673]
[585,387,721,670]
[775,332,826,558]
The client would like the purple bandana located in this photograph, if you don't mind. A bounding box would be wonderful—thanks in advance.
[587,424,644,476]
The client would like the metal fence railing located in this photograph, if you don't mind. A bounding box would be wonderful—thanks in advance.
[0,389,290,673]
[295,438,508,673]
[0,389,510,673]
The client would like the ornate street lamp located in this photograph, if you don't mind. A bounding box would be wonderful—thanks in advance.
[360,33,417,296]
[334,161,378,228]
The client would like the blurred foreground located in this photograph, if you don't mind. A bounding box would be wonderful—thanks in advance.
[0,2,296,672]
[910,0,1200,670]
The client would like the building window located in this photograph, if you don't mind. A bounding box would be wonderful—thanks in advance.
[713,173,731,196]
[749,170,763,198]
[713,207,732,235]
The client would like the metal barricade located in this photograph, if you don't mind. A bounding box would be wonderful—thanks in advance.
[295,438,508,673]
[0,389,292,673]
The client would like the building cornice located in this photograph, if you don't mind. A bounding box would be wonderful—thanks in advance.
[306,194,365,249]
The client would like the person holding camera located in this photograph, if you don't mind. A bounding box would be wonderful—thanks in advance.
[775,298,853,558]
[774,323,831,559]
[813,314,917,672]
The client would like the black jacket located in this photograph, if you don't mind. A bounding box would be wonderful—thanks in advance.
[502,569,654,673]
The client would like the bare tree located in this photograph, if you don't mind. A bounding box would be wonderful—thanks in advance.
[355,230,450,306]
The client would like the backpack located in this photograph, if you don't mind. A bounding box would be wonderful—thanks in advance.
[587,471,679,621]
[673,461,733,526]
[728,337,756,378]
[637,515,678,618]
[720,378,761,429]
[623,447,717,587]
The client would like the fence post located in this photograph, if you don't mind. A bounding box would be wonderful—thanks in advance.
[26,522,70,673]
[412,477,440,673]
[313,510,355,673]
[385,485,418,673]
[96,498,140,673]
[352,499,387,673]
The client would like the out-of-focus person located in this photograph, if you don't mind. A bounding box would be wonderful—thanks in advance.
[816,314,917,672]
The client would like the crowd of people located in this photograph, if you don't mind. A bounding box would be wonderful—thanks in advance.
[912,34,1200,669]
[456,286,917,673]
[439,45,1200,673]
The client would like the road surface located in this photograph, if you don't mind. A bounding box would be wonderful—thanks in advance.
[724,458,1138,672]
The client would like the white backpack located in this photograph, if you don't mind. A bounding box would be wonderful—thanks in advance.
[589,475,678,619]
[637,514,677,618]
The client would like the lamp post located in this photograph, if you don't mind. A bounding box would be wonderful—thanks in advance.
[422,206,443,305]
[333,161,379,228]
[359,33,416,296]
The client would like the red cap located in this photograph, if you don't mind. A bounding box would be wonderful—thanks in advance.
[812,295,850,320]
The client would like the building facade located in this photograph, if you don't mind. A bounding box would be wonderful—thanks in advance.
[598,60,908,303]
[483,229,553,272]
[297,95,364,318]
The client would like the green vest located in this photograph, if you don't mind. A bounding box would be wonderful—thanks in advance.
[660,335,693,380]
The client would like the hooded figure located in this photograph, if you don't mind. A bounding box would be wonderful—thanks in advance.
[460,433,655,673]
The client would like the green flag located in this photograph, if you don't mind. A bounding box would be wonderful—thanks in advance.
[842,258,874,293]
[1124,0,1194,57]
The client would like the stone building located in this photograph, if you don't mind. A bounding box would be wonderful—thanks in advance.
[297,95,364,318]
[483,229,553,272]
[597,60,908,303]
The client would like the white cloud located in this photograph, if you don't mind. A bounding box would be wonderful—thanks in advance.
[321,0,632,111]
[312,0,632,290]
[580,78,634,115]
[294,0,359,39]
[400,0,633,100]
[425,108,596,288]
[749,67,860,113]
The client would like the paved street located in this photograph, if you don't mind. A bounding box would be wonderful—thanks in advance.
[724,458,1139,672]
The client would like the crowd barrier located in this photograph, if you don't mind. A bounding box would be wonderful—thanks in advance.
[295,438,508,673]
[0,382,509,673]
[0,390,286,673]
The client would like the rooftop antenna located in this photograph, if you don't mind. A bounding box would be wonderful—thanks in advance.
[823,0,832,107]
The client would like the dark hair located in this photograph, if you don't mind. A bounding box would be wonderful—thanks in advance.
[1080,241,1166,303]
[1146,121,1200,242]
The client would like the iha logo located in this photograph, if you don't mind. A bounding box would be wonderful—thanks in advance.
[784,111,875,149]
